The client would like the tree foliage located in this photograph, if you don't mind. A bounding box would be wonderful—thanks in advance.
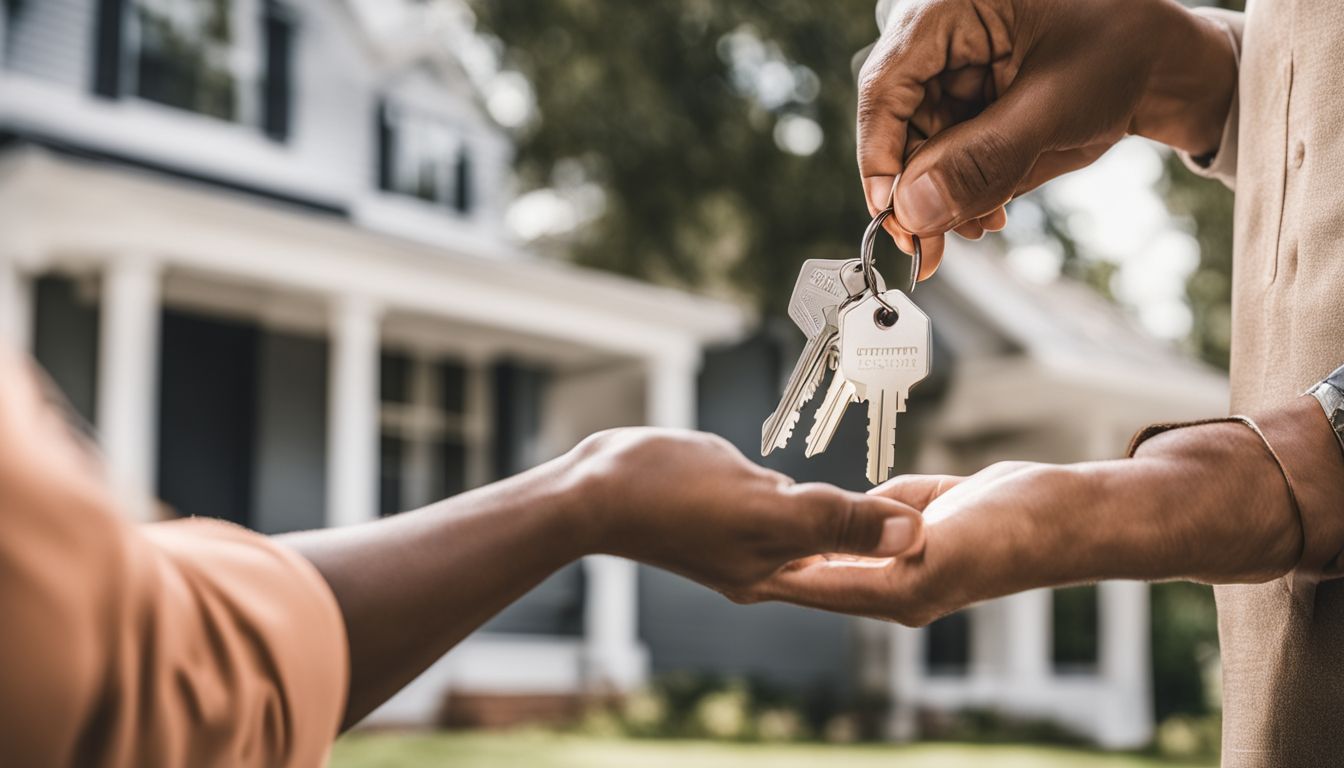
[469,0,881,315]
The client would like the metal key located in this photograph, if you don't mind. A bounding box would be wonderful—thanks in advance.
[806,289,931,484]
[760,259,882,456]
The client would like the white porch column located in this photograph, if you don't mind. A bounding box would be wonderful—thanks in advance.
[644,348,698,430]
[0,253,32,351]
[1097,580,1153,748]
[968,601,1003,697]
[580,349,698,692]
[886,623,923,740]
[1001,589,1052,702]
[97,257,162,520]
[582,555,647,691]
[326,295,381,528]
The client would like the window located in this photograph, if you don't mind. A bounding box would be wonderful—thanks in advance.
[377,100,474,213]
[1052,585,1100,674]
[924,611,970,676]
[3,0,22,65]
[91,0,294,139]
[378,351,480,516]
[133,0,239,120]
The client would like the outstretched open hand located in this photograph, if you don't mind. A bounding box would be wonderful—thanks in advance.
[744,413,1312,625]
[742,462,1081,626]
[573,428,926,597]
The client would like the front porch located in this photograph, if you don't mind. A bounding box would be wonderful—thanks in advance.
[0,146,746,724]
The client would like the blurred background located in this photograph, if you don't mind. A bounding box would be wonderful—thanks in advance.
[0,0,1242,765]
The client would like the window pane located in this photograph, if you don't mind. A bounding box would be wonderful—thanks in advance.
[379,434,403,517]
[439,360,466,415]
[925,611,970,676]
[430,438,467,500]
[380,351,410,404]
[381,102,465,207]
[453,148,472,214]
[134,0,237,120]
[1052,585,1100,673]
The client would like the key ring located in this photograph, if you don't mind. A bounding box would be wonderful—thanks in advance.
[861,207,921,318]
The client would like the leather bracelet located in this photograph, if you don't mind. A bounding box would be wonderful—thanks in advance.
[1127,415,1306,572]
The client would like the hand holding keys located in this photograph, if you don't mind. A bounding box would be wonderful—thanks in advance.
[763,208,932,484]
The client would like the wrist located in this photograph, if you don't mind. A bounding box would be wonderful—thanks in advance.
[1131,2,1237,157]
[1127,421,1301,583]
[554,430,631,558]
[502,447,605,562]
[1253,396,1344,579]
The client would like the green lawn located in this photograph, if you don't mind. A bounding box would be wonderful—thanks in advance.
[331,731,1216,768]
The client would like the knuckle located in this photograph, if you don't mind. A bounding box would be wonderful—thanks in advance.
[791,483,851,549]
[855,88,896,134]
[832,497,859,552]
[942,128,1020,205]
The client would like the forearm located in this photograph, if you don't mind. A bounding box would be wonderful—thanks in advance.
[276,427,923,724]
[1024,396,1344,590]
[1130,1,1238,158]
[278,453,591,729]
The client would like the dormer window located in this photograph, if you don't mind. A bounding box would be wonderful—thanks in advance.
[92,0,294,140]
[377,99,474,215]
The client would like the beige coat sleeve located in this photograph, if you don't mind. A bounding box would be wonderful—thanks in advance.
[1179,8,1245,190]
[0,350,348,768]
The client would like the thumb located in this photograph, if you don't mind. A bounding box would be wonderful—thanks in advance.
[893,78,1051,236]
[790,484,924,557]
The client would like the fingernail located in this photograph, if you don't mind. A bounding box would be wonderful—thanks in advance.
[897,174,951,233]
[864,176,896,213]
[878,517,917,554]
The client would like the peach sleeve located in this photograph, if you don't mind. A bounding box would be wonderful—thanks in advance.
[0,446,348,767]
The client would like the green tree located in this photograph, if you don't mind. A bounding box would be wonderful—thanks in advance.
[469,0,882,315]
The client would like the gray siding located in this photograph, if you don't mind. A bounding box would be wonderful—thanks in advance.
[639,566,857,696]
[5,0,96,89]
[251,329,328,534]
[483,564,585,637]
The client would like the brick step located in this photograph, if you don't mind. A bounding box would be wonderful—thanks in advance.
[440,692,604,729]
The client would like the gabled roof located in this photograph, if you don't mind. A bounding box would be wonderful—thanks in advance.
[917,238,1229,437]
[338,0,497,125]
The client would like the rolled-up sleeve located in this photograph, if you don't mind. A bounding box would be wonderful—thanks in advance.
[1179,8,1245,189]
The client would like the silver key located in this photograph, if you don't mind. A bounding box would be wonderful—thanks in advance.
[805,289,931,484]
[803,364,855,458]
[760,259,882,456]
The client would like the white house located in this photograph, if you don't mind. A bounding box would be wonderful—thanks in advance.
[0,0,1229,749]
[0,0,745,723]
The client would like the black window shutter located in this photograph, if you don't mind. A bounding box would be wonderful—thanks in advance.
[491,361,546,480]
[453,145,472,214]
[376,98,395,191]
[92,0,125,98]
[261,1,295,142]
